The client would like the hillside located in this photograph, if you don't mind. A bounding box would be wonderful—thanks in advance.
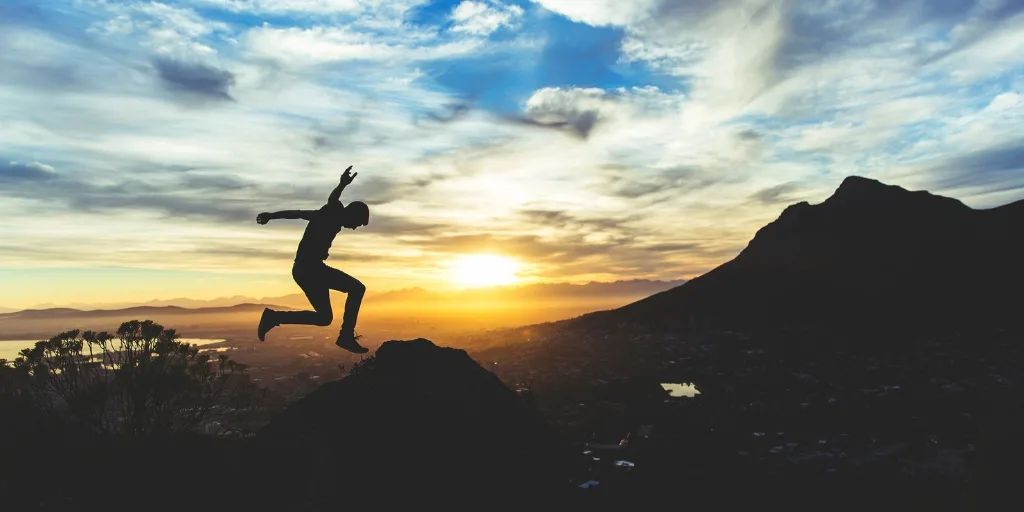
[577,176,1024,333]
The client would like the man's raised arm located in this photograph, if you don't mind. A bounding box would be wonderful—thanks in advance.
[256,210,316,224]
[328,165,357,205]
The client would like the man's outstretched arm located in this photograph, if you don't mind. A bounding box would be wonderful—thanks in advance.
[256,210,316,224]
[328,165,357,205]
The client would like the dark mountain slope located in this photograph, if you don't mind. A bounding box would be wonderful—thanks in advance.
[583,176,1024,333]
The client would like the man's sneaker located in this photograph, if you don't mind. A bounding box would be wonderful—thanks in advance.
[335,331,368,354]
[258,308,276,342]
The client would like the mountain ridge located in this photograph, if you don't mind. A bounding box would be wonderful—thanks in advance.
[571,175,1024,333]
[7,279,685,314]
[0,303,286,321]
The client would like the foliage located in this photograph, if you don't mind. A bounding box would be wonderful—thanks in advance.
[0,358,32,412]
[337,334,375,377]
[347,354,377,377]
[9,319,264,435]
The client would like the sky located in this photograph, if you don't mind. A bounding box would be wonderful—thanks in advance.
[2,0,1024,309]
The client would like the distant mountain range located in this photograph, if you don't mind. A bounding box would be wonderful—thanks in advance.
[22,296,284,312]
[0,303,275,321]
[575,176,1024,333]
[7,279,685,315]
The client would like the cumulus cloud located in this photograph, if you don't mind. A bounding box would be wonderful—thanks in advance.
[521,87,606,139]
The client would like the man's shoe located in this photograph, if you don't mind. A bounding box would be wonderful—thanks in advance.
[335,331,368,354]
[258,308,276,342]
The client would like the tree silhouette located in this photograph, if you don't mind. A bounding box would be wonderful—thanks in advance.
[10,320,263,435]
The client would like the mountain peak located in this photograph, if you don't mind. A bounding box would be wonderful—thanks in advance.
[829,175,886,198]
[824,175,968,211]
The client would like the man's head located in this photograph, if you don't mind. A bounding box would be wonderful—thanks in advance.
[342,201,369,229]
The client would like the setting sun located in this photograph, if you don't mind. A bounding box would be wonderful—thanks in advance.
[448,254,522,288]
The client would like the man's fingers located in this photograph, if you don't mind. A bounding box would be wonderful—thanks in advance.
[351,172,358,179]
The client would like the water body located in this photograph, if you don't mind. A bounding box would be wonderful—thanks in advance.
[661,382,701,398]
[0,338,225,361]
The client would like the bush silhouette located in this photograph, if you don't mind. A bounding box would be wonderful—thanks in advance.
[9,319,263,435]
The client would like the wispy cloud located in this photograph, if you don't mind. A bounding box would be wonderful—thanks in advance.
[449,1,524,36]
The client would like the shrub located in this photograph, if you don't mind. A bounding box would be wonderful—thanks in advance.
[11,319,263,435]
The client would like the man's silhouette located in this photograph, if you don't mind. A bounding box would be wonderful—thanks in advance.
[255,166,370,354]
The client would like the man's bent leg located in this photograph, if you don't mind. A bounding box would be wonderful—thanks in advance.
[324,266,366,334]
[273,263,334,327]
[324,266,367,353]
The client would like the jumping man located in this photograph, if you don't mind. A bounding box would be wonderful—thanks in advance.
[255,166,370,354]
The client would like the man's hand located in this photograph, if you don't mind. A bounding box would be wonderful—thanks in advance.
[339,166,357,187]
[256,212,272,225]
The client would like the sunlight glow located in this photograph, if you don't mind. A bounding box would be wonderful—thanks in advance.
[448,254,522,288]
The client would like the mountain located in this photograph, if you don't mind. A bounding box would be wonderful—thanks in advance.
[22,296,264,311]
[365,279,686,305]
[581,176,1024,333]
[12,280,684,313]
[0,303,279,321]
[138,295,264,308]
[241,338,572,506]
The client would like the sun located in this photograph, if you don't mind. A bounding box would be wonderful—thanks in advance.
[448,254,522,288]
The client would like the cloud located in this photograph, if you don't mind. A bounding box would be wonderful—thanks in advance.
[529,0,658,27]
[191,246,298,261]
[192,0,428,17]
[153,57,235,101]
[517,208,640,234]
[924,138,1024,193]
[0,163,255,223]
[241,24,481,66]
[750,182,802,205]
[506,86,680,140]
[450,1,524,36]
[177,171,251,191]
[603,166,726,200]
[406,229,729,281]
[86,0,229,58]
[0,161,57,181]
[416,101,473,125]
[523,87,608,137]
[533,0,1024,116]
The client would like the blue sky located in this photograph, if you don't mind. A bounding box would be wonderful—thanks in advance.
[2,0,1024,308]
